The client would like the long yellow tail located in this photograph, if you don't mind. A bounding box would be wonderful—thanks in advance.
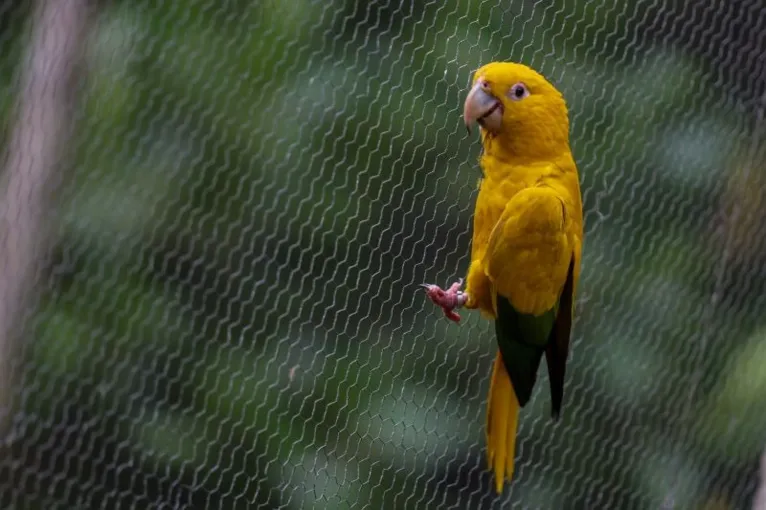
[486,351,520,494]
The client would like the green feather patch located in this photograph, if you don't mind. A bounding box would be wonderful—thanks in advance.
[545,257,576,420]
[494,296,557,407]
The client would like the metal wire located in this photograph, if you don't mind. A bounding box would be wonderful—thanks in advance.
[0,0,764,509]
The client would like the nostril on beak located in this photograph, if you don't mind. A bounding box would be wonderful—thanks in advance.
[480,79,490,90]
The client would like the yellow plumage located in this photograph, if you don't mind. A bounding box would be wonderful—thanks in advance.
[424,61,583,494]
[468,62,582,493]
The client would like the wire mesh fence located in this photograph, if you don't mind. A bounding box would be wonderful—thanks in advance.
[0,0,764,508]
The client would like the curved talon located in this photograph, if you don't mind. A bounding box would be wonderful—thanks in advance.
[421,279,469,323]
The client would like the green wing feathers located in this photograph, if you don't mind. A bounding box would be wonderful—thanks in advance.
[494,297,554,407]
[545,257,575,419]
[493,256,575,418]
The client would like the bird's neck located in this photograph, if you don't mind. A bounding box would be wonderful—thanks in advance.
[479,141,574,182]
[480,137,570,168]
[479,120,570,164]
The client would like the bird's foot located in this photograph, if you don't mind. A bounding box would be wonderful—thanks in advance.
[420,279,469,323]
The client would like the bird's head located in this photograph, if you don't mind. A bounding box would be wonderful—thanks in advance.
[463,62,570,160]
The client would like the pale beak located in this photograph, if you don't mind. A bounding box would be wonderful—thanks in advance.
[463,80,503,134]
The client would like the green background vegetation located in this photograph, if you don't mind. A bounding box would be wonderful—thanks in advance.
[1,0,764,508]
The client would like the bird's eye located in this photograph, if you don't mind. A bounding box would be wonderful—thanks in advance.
[508,83,529,101]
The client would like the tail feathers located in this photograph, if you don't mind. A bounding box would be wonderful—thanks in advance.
[486,352,520,494]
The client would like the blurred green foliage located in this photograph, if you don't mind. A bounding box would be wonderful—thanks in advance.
[1,0,765,508]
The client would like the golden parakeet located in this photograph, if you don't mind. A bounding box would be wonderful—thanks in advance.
[422,62,583,494]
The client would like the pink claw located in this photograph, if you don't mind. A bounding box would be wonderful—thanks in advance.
[420,279,468,323]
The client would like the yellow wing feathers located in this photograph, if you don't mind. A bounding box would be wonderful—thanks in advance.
[485,186,572,315]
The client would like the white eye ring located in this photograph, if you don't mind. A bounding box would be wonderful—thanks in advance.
[508,83,529,101]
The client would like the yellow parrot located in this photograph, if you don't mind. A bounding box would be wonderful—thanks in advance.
[422,62,583,494]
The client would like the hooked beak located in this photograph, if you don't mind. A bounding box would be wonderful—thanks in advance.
[463,79,503,134]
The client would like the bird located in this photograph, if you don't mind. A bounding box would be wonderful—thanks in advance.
[421,61,583,494]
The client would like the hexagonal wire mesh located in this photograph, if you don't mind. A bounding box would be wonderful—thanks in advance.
[0,0,765,509]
